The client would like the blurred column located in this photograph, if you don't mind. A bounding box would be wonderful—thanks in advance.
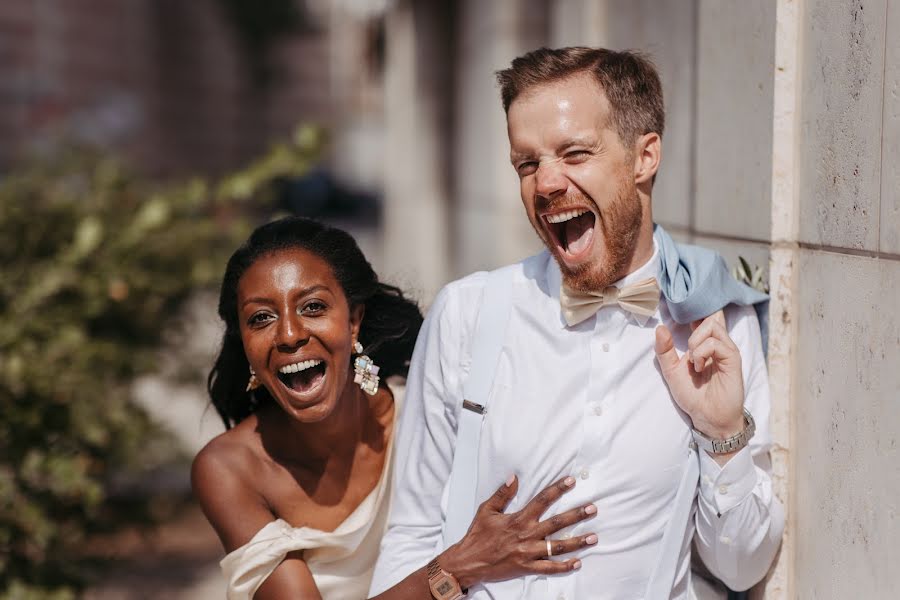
[453,0,548,276]
[327,3,385,192]
[383,0,455,303]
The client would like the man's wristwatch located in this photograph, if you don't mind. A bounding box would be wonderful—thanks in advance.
[691,408,756,454]
[427,557,466,599]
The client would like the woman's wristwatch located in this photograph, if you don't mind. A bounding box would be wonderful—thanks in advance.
[427,557,467,599]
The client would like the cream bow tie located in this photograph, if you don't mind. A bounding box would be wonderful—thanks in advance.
[560,278,661,327]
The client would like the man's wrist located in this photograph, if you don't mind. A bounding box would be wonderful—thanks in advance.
[699,417,745,440]
[692,408,756,463]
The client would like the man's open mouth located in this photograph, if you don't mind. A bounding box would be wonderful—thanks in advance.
[276,359,327,396]
[544,208,596,260]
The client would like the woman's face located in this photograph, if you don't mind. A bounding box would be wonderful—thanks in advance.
[236,247,363,423]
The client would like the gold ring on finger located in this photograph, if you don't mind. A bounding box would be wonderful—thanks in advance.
[546,539,553,558]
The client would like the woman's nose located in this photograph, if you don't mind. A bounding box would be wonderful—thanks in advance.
[275,313,307,351]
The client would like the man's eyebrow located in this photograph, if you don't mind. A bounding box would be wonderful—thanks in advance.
[509,150,533,163]
[510,138,598,163]
[557,137,597,152]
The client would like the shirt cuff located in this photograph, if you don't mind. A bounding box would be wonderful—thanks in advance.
[698,447,758,515]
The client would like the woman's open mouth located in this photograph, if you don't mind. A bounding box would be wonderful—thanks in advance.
[276,359,327,403]
[543,208,596,264]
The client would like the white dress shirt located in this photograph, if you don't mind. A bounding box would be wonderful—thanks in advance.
[370,247,784,599]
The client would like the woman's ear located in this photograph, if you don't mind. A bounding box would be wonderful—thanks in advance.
[633,132,662,185]
[350,304,365,344]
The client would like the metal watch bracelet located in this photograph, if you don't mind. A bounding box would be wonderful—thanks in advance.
[427,557,466,600]
[691,408,756,454]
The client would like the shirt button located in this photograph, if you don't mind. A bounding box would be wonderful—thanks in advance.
[602,342,610,352]
[580,468,590,480]
[718,484,729,495]
[720,535,732,545]
[557,595,566,600]
[592,404,603,416]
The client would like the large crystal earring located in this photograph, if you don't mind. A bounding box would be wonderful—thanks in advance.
[246,366,261,392]
[352,341,380,396]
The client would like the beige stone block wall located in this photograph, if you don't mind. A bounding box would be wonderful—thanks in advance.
[690,236,771,277]
[797,0,886,251]
[583,0,698,231]
[792,251,900,596]
[881,1,900,254]
[694,0,776,242]
[770,0,900,596]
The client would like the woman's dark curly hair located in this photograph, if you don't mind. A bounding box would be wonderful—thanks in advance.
[208,217,423,429]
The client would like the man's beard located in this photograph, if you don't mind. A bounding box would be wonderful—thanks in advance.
[544,180,643,293]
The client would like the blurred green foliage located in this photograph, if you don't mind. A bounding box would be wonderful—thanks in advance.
[0,126,322,597]
[732,256,769,295]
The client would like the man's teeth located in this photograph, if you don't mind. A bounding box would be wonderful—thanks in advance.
[546,209,589,224]
[278,359,322,374]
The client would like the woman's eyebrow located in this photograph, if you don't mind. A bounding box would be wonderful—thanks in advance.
[294,284,330,298]
[240,285,331,309]
[241,296,274,308]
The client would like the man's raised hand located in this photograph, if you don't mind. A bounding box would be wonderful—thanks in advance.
[654,310,745,453]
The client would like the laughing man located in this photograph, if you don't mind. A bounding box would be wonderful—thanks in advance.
[371,47,784,600]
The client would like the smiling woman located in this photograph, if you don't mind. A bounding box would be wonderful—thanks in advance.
[192,217,599,600]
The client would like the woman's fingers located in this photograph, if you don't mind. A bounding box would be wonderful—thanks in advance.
[530,533,598,559]
[528,558,583,575]
[478,474,519,514]
[536,503,596,538]
[522,533,597,574]
[518,476,576,521]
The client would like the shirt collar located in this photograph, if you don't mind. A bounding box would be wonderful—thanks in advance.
[545,240,661,329]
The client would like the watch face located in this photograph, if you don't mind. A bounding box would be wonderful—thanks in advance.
[436,579,454,595]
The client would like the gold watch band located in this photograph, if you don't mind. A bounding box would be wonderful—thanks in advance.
[426,557,466,599]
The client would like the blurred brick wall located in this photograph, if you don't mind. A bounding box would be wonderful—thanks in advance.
[0,0,332,177]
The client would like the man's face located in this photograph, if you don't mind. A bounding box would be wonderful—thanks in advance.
[507,72,643,292]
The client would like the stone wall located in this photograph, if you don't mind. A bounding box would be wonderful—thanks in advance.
[777,0,900,597]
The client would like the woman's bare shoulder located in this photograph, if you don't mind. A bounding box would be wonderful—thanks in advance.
[191,418,275,551]
[192,418,266,483]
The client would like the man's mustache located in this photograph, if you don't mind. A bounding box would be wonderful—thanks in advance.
[534,191,596,215]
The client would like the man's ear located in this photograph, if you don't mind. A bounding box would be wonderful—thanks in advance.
[633,132,662,185]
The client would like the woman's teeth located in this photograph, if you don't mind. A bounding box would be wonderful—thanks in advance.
[546,208,589,224]
[279,359,322,374]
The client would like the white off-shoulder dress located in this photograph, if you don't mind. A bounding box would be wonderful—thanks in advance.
[220,387,402,600]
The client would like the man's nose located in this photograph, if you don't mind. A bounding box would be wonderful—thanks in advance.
[534,160,567,200]
[275,313,308,351]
